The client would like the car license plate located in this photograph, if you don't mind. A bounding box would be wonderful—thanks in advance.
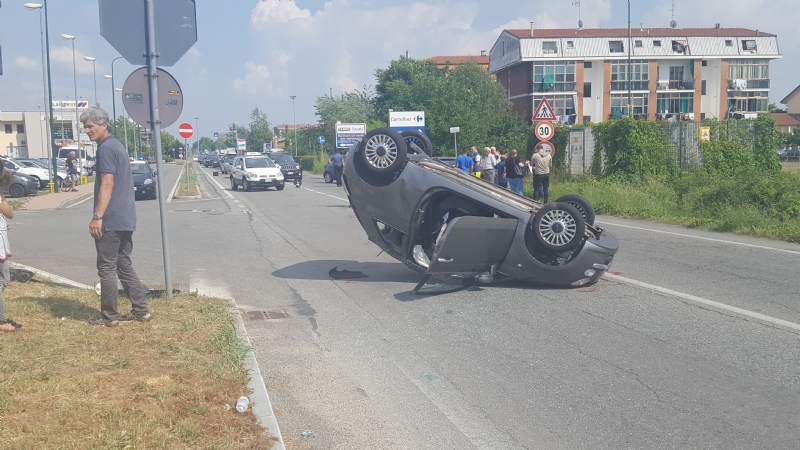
[287,171,294,175]
[133,187,137,192]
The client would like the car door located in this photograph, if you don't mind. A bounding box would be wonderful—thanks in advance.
[232,158,243,182]
[411,216,518,295]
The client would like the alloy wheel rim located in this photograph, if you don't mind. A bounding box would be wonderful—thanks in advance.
[364,134,398,168]
[538,209,577,247]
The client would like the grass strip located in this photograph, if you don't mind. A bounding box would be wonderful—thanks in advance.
[0,281,278,449]
[177,161,199,197]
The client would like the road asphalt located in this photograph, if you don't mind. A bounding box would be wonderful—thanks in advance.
[8,162,800,449]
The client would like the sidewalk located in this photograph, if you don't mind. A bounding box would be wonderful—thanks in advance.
[21,182,94,211]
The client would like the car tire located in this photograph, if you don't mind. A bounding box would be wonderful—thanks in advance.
[358,128,407,174]
[324,172,333,183]
[230,176,238,191]
[276,183,285,191]
[532,202,586,252]
[243,179,252,192]
[401,130,433,157]
[8,184,26,198]
[554,194,596,225]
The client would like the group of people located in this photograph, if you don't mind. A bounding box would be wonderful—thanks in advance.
[454,144,552,203]
[1,106,151,332]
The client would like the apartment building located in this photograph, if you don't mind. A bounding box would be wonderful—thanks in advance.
[489,26,780,124]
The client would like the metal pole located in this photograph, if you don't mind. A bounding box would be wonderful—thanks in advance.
[123,102,129,155]
[194,117,199,156]
[70,39,81,173]
[627,0,632,117]
[146,0,173,298]
[185,138,190,193]
[110,56,123,136]
[91,60,97,105]
[454,132,458,157]
[43,0,58,192]
[291,96,297,156]
[33,6,53,179]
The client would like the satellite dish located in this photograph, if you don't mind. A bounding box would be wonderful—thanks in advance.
[670,20,677,29]
[578,19,583,29]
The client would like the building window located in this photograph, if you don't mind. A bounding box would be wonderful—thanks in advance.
[609,41,624,53]
[583,82,592,98]
[635,40,643,47]
[656,92,693,114]
[728,58,769,80]
[542,41,558,54]
[532,61,576,92]
[16,124,25,134]
[583,116,592,124]
[610,93,649,118]
[728,91,768,113]
[653,40,661,47]
[584,61,592,69]
[610,60,649,90]
[566,40,574,49]
[4,124,11,134]
[671,40,688,53]
[702,80,707,95]
[742,40,757,51]
[725,40,733,47]
[53,124,74,140]
[534,95,575,117]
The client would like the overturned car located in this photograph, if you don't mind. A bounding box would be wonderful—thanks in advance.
[342,128,619,294]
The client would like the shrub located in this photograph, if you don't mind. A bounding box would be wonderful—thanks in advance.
[593,118,677,179]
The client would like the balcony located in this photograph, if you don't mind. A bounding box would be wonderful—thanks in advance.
[530,82,576,93]
[654,80,695,91]
[610,81,650,91]
[728,79,770,90]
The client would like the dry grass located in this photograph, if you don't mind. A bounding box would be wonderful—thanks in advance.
[782,161,800,175]
[0,281,278,449]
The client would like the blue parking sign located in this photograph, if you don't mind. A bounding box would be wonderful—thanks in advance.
[213,131,219,138]
[317,135,326,144]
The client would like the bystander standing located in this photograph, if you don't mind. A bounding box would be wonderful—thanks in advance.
[481,147,498,184]
[0,164,20,332]
[329,149,344,187]
[531,143,553,203]
[471,146,482,177]
[505,149,525,196]
[495,153,508,188]
[455,148,472,173]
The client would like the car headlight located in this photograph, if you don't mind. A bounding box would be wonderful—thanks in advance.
[246,172,257,178]
[276,172,284,180]
[143,178,153,185]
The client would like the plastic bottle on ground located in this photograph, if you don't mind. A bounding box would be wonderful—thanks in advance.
[236,396,249,413]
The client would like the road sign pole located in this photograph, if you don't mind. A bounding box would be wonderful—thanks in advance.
[146,0,173,299]
[185,138,190,193]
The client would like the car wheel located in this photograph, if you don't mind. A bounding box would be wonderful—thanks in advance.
[230,176,238,190]
[554,194,596,225]
[359,128,407,174]
[401,130,433,157]
[243,179,252,191]
[8,184,26,198]
[276,183,285,191]
[324,172,333,183]
[532,202,586,252]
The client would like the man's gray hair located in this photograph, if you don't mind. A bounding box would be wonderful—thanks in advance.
[80,106,110,126]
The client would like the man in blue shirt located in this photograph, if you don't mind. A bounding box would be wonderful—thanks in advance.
[455,149,472,173]
[329,149,344,187]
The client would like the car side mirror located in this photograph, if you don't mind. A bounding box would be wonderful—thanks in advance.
[152,171,157,176]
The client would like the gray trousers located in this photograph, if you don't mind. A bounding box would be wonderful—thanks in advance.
[482,168,497,184]
[0,260,8,321]
[95,231,149,321]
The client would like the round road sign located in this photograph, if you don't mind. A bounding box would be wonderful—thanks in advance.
[536,140,556,158]
[122,67,184,129]
[317,135,326,145]
[534,122,554,141]
[178,122,194,139]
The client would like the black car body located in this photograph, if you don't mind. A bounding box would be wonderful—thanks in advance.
[2,172,40,198]
[342,128,619,294]
[204,155,220,167]
[266,152,303,182]
[131,162,157,200]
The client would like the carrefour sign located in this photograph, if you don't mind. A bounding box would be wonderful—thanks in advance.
[389,111,425,133]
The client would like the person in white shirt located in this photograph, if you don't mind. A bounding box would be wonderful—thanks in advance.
[481,147,498,184]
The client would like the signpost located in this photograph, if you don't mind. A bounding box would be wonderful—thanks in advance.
[236,139,246,153]
[99,0,199,299]
[122,67,184,129]
[178,122,193,193]
[534,122,554,141]
[450,127,460,157]
[336,123,366,149]
[532,97,557,160]
[389,111,425,133]
[532,97,557,121]
[317,135,326,145]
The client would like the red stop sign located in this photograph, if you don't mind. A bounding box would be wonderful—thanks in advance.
[178,122,193,139]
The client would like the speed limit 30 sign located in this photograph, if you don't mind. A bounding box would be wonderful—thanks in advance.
[534,122,554,141]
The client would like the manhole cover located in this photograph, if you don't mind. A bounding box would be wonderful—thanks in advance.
[242,310,289,321]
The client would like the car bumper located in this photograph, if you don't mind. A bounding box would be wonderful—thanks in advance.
[247,177,284,186]
[134,184,156,196]
[281,171,303,180]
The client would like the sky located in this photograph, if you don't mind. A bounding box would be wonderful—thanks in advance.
[1,0,797,140]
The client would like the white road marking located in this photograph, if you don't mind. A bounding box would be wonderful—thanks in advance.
[166,166,183,203]
[327,194,347,202]
[199,167,234,198]
[605,273,800,332]
[66,195,93,208]
[597,220,800,256]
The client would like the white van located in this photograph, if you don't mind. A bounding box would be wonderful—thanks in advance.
[56,146,95,175]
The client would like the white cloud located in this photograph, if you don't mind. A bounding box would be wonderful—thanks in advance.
[233,61,273,94]
[15,56,39,70]
[49,46,94,74]
[251,0,310,24]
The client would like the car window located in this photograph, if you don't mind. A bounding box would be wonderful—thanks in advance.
[244,157,275,168]
[131,164,150,174]
[4,161,17,170]
[268,154,295,164]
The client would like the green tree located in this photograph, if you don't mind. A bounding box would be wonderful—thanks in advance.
[315,88,377,153]
[161,131,179,158]
[197,137,215,154]
[247,107,274,152]
[753,114,782,172]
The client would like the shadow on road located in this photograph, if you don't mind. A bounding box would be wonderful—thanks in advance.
[272,260,421,284]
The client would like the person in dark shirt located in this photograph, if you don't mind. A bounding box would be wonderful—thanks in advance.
[81,106,150,327]
[64,151,79,192]
[504,149,525,196]
[495,153,508,189]
[329,149,344,187]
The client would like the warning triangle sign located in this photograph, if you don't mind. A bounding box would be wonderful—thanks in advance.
[532,97,556,121]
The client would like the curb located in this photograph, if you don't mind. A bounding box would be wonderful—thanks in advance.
[56,191,94,210]
[8,262,94,290]
[230,300,286,449]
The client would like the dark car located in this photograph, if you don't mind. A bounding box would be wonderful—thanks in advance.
[131,162,157,200]
[266,152,303,183]
[2,172,40,198]
[433,156,457,166]
[342,128,619,295]
[205,155,221,168]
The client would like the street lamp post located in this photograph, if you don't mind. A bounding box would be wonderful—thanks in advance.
[627,0,632,117]
[194,117,199,155]
[61,33,82,172]
[84,56,97,105]
[106,56,124,136]
[41,0,59,192]
[290,95,297,156]
[116,88,129,156]
[24,3,52,178]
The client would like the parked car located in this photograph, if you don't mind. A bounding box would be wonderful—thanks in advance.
[323,151,348,183]
[1,172,40,198]
[131,162,157,200]
[3,157,66,189]
[266,151,303,183]
[204,155,220,168]
[219,153,236,174]
[342,128,619,295]
[229,155,284,191]
[17,158,72,179]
